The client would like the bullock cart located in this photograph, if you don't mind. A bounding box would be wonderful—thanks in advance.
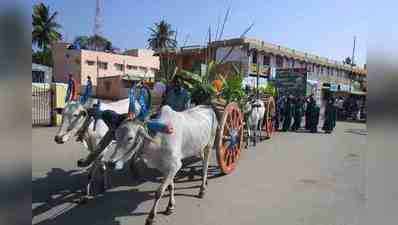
[151,88,245,175]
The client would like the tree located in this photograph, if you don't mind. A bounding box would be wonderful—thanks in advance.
[90,34,113,51]
[32,48,53,66]
[32,3,62,50]
[147,20,177,51]
[73,35,114,51]
[343,57,356,66]
[73,35,90,49]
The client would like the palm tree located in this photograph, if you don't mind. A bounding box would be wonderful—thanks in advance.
[73,35,113,51]
[90,34,113,51]
[147,20,177,51]
[32,3,62,50]
[73,35,90,49]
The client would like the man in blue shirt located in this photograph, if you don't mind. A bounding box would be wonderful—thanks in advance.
[127,78,150,121]
[124,75,173,133]
[80,76,92,104]
[163,77,191,112]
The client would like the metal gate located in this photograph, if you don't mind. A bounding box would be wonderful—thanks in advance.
[32,85,53,126]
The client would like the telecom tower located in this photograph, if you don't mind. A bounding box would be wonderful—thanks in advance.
[93,0,103,50]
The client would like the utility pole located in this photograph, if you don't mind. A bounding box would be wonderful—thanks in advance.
[350,36,356,92]
[351,36,356,67]
[256,54,260,99]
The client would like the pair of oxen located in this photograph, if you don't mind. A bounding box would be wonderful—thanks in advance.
[54,98,217,225]
[53,97,264,225]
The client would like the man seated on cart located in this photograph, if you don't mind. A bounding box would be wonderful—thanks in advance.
[162,76,191,112]
[76,75,173,168]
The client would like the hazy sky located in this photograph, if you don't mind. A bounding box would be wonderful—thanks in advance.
[32,0,375,66]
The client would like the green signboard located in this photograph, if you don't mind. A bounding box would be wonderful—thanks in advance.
[275,68,307,97]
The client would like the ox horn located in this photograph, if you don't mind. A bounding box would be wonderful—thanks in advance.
[138,126,160,145]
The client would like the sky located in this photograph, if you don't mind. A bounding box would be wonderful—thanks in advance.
[31,0,378,66]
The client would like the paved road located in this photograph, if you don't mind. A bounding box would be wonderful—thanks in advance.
[32,122,367,225]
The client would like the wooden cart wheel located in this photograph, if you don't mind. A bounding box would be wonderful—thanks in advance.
[263,96,276,139]
[216,102,244,174]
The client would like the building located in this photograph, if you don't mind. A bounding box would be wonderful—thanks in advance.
[96,75,128,100]
[158,37,367,105]
[211,38,366,89]
[32,63,53,83]
[52,42,159,97]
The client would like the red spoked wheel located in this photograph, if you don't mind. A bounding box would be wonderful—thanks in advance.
[263,96,276,139]
[265,117,274,138]
[216,102,244,175]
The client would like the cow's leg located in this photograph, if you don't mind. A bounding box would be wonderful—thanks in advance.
[79,162,98,204]
[165,182,175,215]
[146,166,180,225]
[199,146,211,198]
[78,130,114,167]
[253,125,257,146]
[251,126,254,146]
[259,119,264,141]
[246,126,251,148]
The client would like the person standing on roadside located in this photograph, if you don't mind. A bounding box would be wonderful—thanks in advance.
[65,73,78,102]
[282,95,293,132]
[80,76,92,104]
[322,97,337,133]
[292,96,304,131]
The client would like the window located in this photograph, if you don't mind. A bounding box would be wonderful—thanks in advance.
[114,63,124,71]
[252,51,257,64]
[86,60,95,66]
[276,56,283,68]
[127,65,137,70]
[32,71,45,83]
[139,66,147,72]
[98,61,108,70]
[192,60,202,73]
[263,55,270,66]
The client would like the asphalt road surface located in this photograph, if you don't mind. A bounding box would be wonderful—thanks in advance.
[32,121,367,225]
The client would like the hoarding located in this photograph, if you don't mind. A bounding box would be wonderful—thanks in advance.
[275,68,307,98]
[243,75,268,88]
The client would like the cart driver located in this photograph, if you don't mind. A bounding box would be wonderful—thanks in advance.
[162,76,191,112]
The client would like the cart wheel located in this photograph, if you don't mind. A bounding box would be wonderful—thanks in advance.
[216,102,244,174]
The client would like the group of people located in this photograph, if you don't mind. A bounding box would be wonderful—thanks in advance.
[338,96,365,121]
[64,73,191,167]
[276,94,337,134]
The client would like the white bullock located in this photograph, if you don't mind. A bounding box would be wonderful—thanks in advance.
[106,105,218,225]
[54,98,131,146]
[53,98,140,196]
[244,99,265,147]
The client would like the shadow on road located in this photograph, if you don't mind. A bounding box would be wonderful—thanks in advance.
[345,128,368,135]
[32,159,223,225]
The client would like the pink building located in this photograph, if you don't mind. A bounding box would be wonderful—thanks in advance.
[52,42,159,96]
